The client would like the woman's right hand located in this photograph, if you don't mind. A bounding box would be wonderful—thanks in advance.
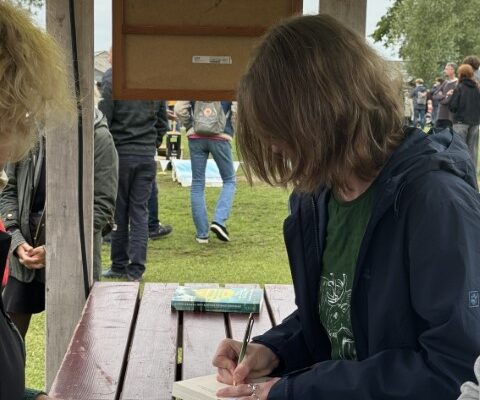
[212,339,280,385]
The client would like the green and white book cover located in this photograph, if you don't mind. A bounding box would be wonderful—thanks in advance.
[171,286,263,313]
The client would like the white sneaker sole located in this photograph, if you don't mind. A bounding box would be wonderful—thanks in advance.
[210,224,230,241]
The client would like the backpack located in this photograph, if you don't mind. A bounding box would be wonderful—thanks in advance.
[417,90,427,105]
[193,102,227,135]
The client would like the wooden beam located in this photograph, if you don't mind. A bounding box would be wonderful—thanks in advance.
[45,0,94,389]
[319,0,367,36]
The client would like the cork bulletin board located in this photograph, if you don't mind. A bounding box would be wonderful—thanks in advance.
[112,0,303,100]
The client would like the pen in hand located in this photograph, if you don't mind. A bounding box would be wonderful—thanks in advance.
[234,312,255,386]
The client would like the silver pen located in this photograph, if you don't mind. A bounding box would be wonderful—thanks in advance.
[234,313,255,386]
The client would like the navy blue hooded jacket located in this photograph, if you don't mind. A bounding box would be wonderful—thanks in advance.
[254,128,480,399]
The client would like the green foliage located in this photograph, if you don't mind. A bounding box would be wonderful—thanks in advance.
[15,0,43,12]
[372,0,480,84]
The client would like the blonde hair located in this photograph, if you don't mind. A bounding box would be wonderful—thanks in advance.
[0,1,75,162]
[237,14,405,192]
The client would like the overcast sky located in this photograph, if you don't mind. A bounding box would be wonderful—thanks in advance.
[34,0,398,59]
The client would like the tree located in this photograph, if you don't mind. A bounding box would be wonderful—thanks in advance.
[372,0,480,85]
[15,0,43,12]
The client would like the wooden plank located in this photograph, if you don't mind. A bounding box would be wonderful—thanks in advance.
[45,0,94,388]
[320,0,367,36]
[120,283,179,400]
[114,88,236,102]
[123,25,267,37]
[181,284,227,380]
[49,283,139,399]
[264,284,297,326]
[226,284,273,341]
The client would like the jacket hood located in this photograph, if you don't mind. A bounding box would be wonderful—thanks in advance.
[94,108,108,129]
[375,127,477,215]
[460,78,478,88]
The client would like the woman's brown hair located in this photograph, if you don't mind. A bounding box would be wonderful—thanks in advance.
[457,64,475,80]
[236,14,405,192]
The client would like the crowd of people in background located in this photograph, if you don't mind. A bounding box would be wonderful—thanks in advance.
[406,56,480,169]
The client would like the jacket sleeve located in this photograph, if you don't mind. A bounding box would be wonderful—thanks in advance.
[0,163,27,252]
[267,179,480,400]
[155,101,169,147]
[174,101,193,131]
[432,82,446,102]
[449,86,461,113]
[93,126,118,233]
[252,310,315,375]
[98,71,114,126]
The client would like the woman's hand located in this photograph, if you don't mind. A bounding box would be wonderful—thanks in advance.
[17,243,45,269]
[212,339,279,386]
[217,377,281,400]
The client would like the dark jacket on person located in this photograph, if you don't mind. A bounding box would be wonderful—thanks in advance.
[433,79,458,121]
[0,232,24,400]
[410,84,427,109]
[254,128,480,400]
[98,68,169,157]
[449,77,480,126]
[0,110,118,283]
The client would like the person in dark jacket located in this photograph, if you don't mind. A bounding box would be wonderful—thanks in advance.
[212,14,480,400]
[99,48,170,281]
[410,78,427,128]
[0,2,68,399]
[449,64,480,169]
[0,109,118,339]
[433,63,458,129]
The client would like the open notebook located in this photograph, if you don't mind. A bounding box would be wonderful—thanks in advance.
[172,374,268,400]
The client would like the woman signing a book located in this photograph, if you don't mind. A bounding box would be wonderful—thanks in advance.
[212,14,480,400]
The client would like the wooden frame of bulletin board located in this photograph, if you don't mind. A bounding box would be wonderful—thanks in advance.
[112,0,303,101]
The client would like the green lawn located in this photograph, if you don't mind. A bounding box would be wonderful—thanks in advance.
[23,140,480,391]
[25,165,293,390]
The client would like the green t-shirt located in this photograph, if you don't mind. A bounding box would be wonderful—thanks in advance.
[318,184,375,360]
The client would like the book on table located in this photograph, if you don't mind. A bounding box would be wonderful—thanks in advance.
[171,286,263,313]
[172,374,268,400]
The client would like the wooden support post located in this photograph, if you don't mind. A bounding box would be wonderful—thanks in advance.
[319,0,367,36]
[45,0,94,389]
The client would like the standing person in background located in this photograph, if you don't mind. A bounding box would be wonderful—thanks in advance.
[433,63,458,129]
[463,55,480,82]
[212,14,480,400]
[0,2,70,399]
[99,48,169,282]
[147,106,174,240]
[410,78,427,129]
[0,108,118,339]
[174,101,236,243]
[449,64,480,169]
[430,77,444,124]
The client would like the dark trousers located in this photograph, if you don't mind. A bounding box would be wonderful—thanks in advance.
[148,179,159,231]
[111,155,156,279]
[435,119,453,129]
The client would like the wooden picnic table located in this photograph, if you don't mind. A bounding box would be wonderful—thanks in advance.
[49,282,296,400]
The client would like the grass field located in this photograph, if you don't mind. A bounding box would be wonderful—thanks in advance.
[23,137,480,391]
[25,162,293,390]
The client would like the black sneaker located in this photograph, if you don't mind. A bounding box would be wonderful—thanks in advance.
[127,274,143,282]
[102,268,127,279]
[149,223,173,240]
[210,222,230,242]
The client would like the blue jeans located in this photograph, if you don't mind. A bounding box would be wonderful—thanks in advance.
[413,108,426,129]
[111,155,156,278]
[148,179,159,231]
[188,138,236,238]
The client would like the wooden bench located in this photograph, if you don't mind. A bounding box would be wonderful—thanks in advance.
[49,282,296,400]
